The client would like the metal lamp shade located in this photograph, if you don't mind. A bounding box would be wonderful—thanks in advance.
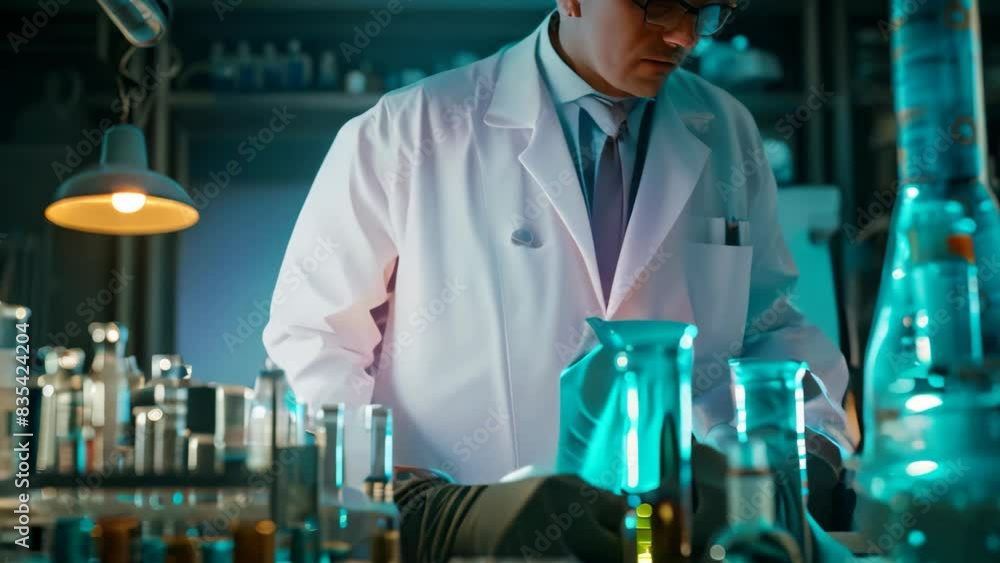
[44,125,199,235]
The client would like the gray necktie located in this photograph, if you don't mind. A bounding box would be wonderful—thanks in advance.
[578,95,633,303]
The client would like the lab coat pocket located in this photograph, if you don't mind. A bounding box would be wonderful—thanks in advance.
[683,242,754,367]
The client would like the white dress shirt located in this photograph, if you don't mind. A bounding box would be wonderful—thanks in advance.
[535,11,653,219]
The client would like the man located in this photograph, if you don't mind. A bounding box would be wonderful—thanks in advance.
[264,0,856,559]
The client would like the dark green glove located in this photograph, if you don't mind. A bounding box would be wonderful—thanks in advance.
[395,471,627,563]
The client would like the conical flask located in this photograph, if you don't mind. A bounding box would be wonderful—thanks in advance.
[860,0,999,500]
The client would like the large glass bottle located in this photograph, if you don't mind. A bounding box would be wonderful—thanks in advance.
[860,0,1000,500]
[88,321,131,472]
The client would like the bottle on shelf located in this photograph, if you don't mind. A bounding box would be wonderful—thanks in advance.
[236,40,261,91]
[88,321,132,473]
[287,38,313,90]
[260,41,286,91]
[209,41,237,92]
[316,50,340,91]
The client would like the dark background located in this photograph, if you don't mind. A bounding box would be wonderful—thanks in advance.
[1,0,998,421]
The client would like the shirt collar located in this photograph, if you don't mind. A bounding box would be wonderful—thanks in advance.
[537,11,632,106]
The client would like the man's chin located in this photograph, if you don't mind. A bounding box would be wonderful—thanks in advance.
[627,73,672,98]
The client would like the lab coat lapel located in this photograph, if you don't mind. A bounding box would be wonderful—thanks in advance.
[608,88,712,316]
[484,21,606,309]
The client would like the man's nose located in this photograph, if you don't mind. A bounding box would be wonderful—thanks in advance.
[663,13,699,50]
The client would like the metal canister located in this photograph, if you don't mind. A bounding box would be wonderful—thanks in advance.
[50,349,92,474]
[132,406,159,475]
[88,321,132,473]
[151,354,185,379]
[220,385,252,469]
[152,382,188,474]
[186,385,225,474]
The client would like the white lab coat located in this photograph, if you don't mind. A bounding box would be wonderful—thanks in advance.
[263,19,855,484]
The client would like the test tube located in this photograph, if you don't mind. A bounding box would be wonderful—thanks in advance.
[364,405,393,503]
[318,404,346,504]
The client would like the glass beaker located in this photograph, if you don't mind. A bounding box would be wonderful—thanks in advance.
[558,318,698,557]
[728,359,810,559]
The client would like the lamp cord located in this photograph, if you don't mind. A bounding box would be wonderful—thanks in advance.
[115,42,184,127]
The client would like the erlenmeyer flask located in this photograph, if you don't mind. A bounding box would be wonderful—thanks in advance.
[860,0,1000,509]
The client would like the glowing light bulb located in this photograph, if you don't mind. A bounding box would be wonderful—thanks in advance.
[111,192,147,213]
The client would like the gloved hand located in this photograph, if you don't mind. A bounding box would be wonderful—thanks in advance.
[395,471,627,563]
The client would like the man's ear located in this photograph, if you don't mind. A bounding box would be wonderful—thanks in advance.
[556,0,582,18]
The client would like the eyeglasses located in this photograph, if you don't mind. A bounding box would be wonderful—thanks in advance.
[632,0,737,37]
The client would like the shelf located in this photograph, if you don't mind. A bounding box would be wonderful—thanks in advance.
[165,90,383,136]
[169,90,382,113]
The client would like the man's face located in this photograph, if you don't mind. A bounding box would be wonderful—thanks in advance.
[575,0,701,97]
